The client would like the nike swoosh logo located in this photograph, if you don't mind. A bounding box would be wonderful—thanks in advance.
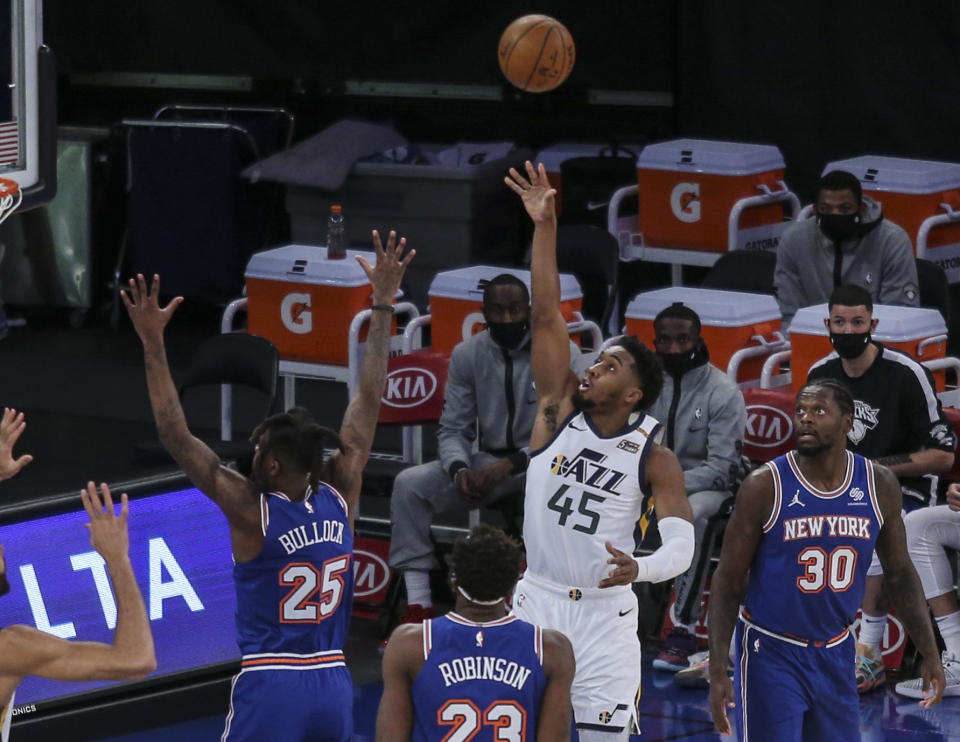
[587,200,609,210]
[618,608,633,617]
[570,423,586,431]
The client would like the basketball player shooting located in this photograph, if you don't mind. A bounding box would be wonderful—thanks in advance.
[122,230,413,742]
[708,380,945,741]
[504,162,694,741]
[376,523,575,742]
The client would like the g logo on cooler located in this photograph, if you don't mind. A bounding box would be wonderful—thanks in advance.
[280,292,312,334]
[670,182,701,223]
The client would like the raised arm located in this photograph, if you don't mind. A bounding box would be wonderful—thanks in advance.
[536,628,575,742]
[0,407,32,481]
[707,466,772,735]
[0,483,155,685]
[122,275,259,546]
[329,230,414,523]
[505,162,577,449]
[873,462,945,707]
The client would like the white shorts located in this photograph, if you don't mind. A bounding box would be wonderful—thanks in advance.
[511,570,641,734]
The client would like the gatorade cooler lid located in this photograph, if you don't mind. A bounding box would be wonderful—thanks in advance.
[625,287,780,327]
[535,142,642,170]
[245,244,374,287]
[823,156,960,195]
[637,138,785,176]
[790,303,947,340]
[428,265,582,302]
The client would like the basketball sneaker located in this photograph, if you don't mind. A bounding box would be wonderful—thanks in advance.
[378,604,435,655]
[653,627,698,672]
[895,652,960,699]
[674,650,734,690]
[855,651,886,693]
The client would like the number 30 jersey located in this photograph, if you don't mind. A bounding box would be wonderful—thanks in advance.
[523,410,662,588]
[233,484,354,666]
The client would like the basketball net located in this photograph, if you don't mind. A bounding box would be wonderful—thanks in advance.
[0,177,23,227]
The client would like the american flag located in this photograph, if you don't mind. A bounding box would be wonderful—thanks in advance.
[0,121,19,166]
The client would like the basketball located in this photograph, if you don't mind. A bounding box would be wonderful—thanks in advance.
[498,14,575,93]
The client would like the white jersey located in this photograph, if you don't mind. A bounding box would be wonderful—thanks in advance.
[523,409,662,588]
[1,691,13,742]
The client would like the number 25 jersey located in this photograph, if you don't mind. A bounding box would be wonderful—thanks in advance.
[523,410,662,588]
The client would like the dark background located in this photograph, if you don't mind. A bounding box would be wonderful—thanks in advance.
[43,1,960,202]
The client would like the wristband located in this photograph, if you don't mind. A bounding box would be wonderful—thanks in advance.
[507,451,529,474]
[449,461,468,481]
[371,304,395,313]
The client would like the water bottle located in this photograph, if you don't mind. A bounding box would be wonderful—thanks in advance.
[326,204,346,259]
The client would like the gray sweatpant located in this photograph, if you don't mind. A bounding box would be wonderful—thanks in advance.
[672,489,731,625]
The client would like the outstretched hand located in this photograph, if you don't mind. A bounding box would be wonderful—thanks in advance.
[918,652,946,708]
[598,540,639,588]
[120,274,184,344]
[504,161,557,224]
[0,407,32,481]
[356,230,415,304]
[81,481,130,565]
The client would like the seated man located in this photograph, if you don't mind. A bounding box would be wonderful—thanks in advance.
[807,284,957,693]
[388,274,577,626]
[774,169,919,333]
[644,305,747,672]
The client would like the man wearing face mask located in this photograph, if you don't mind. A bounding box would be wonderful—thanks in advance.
[644,303,747,674]
[807,283,956,693]
[387,273,579,635]
[774,169,919,334]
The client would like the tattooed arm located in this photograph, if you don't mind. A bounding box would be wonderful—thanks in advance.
[328,231,413,527]
[505,162,577,450]
[874,462,945,707]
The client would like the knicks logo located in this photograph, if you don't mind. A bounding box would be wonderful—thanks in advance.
[280,292,312,334]
[670,182,701,223]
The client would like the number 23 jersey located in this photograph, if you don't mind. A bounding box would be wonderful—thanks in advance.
[523,410,662,588]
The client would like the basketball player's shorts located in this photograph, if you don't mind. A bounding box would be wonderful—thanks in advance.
[221,663,353,742]
[512,570,640,735]
[735,618,858,742]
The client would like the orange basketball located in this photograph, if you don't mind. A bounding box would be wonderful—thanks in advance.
[498,14,575,93]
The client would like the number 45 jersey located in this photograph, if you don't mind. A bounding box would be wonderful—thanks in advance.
[524,410,662,588]
[234,485,354,664]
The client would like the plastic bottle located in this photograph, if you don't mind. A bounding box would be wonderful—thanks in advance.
[326,204,346,259]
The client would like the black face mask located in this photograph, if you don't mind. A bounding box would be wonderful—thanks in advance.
[657,340,709,377]
[818,213,861,243]
[487,320,528,349]
[830,331,871,360]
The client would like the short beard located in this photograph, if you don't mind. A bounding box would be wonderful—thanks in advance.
[571,393,597,412]
[796,440,830,458]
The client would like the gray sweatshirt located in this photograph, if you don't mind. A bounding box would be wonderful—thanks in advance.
[774,195,919,333]
[647,361,747,494]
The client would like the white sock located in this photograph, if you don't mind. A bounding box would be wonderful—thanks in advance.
[936,611,960,661]
[858,613,886,652]
[403,570,432,608]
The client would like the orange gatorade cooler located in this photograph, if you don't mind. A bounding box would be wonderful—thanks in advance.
[535,142,640,218]
[788,303,948,393]
[637,138,788,251]
[824,155,960,279]
[428,266,582,355]
[245,244,382,365]
[624,287,782,383]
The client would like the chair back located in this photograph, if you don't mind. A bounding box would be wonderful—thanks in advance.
[915,257,950,324]
[701,250,778,295]
[556,224,619,328]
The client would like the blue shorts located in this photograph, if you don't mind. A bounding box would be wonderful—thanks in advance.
[222,666,353,742]
[734,621,859,742]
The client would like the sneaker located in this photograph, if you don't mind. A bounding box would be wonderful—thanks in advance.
[895,652,960,699]
[653,627,698,672]
[855,652,886,694]
[674,651,734,690]
[379,604,435,654]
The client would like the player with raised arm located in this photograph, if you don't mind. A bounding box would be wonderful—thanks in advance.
[504,162,694,741]
[0,480,156,742]
[376,523,575,742]
[122,230,413,742]
[708,379,945,741]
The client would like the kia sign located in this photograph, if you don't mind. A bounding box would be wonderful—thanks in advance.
[353,548,391,599]
[382,367,439,409]
[745,404,794,448]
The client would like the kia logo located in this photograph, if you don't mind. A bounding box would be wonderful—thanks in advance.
[382,367,438,408]
[745,405,794,447]
[353,549,391,598]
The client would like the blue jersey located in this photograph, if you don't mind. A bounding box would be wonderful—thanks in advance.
[743,451,883,645]
[233,484,354,671]
[412,614,547,742]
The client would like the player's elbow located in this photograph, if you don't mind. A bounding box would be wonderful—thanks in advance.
[929,449,956,473]
[111,647,157,680]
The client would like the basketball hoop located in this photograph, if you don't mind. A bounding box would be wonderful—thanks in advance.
[0,178,23,226]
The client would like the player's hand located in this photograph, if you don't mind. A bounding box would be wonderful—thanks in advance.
[355,230,414,306]
[709,672,736,735]
[474,458,514,494]
[918,652,946,708]
[455,469,484,502]
[120,273,183,344]
[81,482,130,565]
[0,407,32,481]
[947,483,960,512]
[598,541,639,588]
[504,161,557,224]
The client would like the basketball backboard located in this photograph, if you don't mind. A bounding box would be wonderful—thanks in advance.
[1,0,55,210]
